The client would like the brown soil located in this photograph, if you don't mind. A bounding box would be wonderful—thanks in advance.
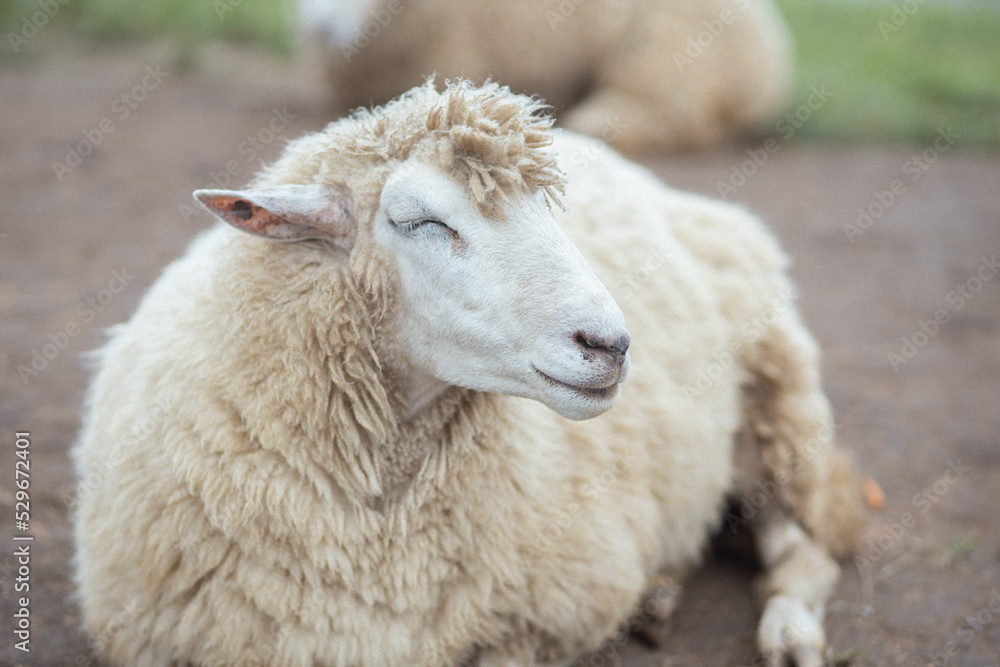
[1,40,998,667]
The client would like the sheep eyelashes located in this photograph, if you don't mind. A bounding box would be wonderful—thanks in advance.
[195,184,356,248]
[73,81,865,666]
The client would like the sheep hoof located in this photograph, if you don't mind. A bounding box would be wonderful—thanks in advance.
[757,594,825,667]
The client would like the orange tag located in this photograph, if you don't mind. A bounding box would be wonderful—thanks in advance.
[863,476,885,511]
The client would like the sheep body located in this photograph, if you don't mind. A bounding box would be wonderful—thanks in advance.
[73,84,862,666]
[305,0,793,152]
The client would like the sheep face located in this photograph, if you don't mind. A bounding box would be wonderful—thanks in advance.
[195,158,630,421]
[373,159,631,421]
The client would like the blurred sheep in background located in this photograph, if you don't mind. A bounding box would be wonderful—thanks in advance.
[299,0,793,153]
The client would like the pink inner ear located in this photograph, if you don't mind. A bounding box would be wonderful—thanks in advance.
[196,184,357,249]
[211,195,314,241]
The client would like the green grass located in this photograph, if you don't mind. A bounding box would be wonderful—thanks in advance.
[72,0,294,54]
[774,0,1000,147]
[0,0,296,58]
[2,0,998,147]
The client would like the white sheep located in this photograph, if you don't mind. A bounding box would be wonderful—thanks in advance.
[299,0,793,153]
[73,80,865,666]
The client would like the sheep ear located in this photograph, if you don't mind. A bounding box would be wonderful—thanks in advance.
[194,184,356,251]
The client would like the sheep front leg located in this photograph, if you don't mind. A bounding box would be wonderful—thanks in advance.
[752,502,840,667]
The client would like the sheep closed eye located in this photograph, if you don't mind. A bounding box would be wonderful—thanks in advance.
[392,217,450,235]
[391,216,466,253]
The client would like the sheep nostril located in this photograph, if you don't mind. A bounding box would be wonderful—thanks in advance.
[610,333,630,358]
[574,331,630,364]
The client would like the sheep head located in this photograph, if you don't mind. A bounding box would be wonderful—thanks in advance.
[194,82,630,421]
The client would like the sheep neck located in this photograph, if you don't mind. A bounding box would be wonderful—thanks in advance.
[399,367,452,422]
[365,384,500,510]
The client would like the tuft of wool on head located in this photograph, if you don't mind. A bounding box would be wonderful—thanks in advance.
[423,80,566,218]
[286,80,566,219]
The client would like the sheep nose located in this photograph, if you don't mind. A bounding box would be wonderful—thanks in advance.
[574,331,631,367]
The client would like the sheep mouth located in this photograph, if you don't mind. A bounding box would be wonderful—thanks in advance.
[533,368,619,400]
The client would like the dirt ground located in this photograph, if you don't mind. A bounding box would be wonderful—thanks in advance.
[1,40,998,667]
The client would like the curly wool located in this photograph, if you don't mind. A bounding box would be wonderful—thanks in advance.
[259,80,564,219]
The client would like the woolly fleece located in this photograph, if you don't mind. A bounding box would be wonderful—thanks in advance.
[73,81,863,666]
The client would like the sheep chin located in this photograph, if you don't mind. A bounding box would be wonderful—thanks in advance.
[534,376,623,421]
